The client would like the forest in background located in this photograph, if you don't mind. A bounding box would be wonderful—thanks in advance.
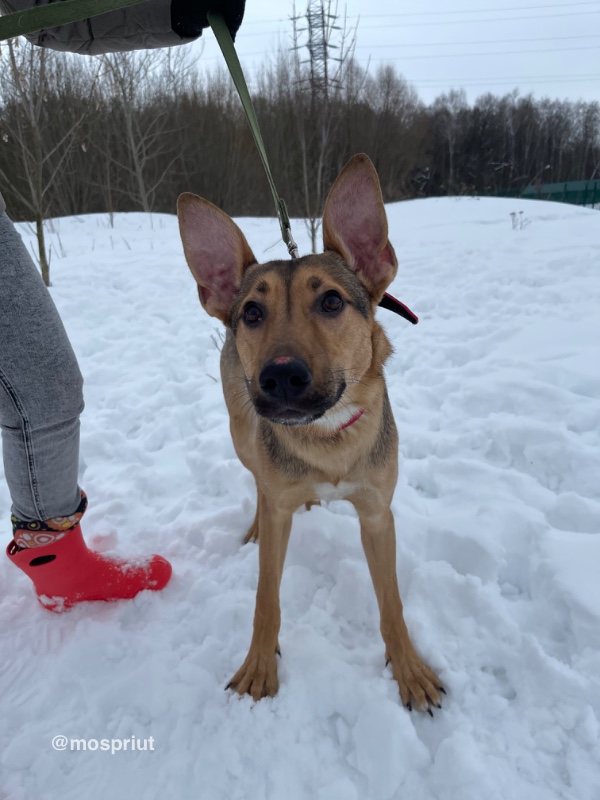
[1,14,599,282]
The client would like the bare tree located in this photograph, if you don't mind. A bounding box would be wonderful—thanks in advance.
[2,33,599,227]
[98,50,184,213]
[0,40,96,285]
[431,89,469,195]
[362,65,424,199]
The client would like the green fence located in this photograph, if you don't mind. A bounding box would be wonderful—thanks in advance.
[499,179,600,207]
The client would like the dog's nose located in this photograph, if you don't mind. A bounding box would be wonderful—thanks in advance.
[259,358,312,400]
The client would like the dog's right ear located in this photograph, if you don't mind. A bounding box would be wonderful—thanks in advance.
[177,193,257,325]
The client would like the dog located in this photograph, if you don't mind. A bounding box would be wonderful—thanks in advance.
[177,154,444,713]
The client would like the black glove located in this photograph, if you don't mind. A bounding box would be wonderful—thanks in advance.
[172,0,246,40]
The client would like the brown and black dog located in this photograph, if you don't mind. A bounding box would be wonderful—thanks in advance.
[177,154,444,713]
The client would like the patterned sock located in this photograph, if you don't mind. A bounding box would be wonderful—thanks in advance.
[12,491,88,549]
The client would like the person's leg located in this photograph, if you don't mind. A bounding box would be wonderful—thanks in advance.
[0,211,83,529]
[0,212,171,608]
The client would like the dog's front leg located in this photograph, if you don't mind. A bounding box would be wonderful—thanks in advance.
[228,498,292,700]
[243,486,264,544]
[354,497,444,713]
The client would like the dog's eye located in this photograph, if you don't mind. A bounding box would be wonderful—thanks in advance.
[321,291,344,313]
[243,302,263,324]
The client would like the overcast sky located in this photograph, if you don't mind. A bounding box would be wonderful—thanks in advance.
[197,0,600,105]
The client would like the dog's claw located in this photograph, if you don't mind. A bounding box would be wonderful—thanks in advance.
[405,701,412,712]
[225,681,232,691]
[424,692,436,717]
[439,686,446,695]
[276,645,281,657]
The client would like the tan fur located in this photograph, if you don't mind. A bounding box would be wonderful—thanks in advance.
[178,154,444,712]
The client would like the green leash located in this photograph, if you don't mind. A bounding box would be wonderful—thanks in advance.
[0,3,299,257]
[207,12,299,259]
[0,0,149,40]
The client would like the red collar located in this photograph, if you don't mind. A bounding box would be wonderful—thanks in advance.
[339,407,365,431]
[378,293,418,324]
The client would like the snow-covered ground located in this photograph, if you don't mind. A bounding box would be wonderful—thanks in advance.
[1,197,599,800]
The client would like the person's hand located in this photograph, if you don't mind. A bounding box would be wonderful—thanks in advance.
[171,0,246,40]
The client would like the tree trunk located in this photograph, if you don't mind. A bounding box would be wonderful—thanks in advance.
[36,216,50,286]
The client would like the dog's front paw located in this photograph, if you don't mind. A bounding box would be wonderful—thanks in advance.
[386,648,445,715]
[226,646,279,700]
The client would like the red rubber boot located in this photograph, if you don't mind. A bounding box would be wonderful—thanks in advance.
[6,525,172,612]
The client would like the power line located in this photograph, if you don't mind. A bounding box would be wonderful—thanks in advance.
[345,1,600,17]
[201,13,600,92]
[412,73,600,84]
[357,45,600,58]
[236,8,600,37]
[205,42,600,60]
[359,10,600,29]
[201,46,600,69]
[241,28,600,48]
[411,79,600,89]
[199,50,600,86]
[237,2,600,25]
[354,34,600,48]
[209,35,600,54]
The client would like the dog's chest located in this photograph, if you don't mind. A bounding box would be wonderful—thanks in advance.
[313,481,357,502]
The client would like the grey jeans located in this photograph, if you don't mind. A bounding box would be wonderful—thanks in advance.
[0,212,83,522]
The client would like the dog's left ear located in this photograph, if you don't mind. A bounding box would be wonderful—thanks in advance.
[322,154,398,302]
[177,192,257,325]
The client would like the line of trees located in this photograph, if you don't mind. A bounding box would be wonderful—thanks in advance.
[1,35,599,275]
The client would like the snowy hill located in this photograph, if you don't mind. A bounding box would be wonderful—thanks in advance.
[1,197,599,800]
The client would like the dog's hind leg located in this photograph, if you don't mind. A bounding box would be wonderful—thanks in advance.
[354,500,444,714]
[228,499,292,700]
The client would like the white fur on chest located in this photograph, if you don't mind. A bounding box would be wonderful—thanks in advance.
[313,481,357,502]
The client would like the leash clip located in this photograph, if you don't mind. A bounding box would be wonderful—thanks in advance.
[277,197,299,259]
[286,227,299,260]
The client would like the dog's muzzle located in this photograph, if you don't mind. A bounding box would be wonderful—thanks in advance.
[252,357,345,426]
